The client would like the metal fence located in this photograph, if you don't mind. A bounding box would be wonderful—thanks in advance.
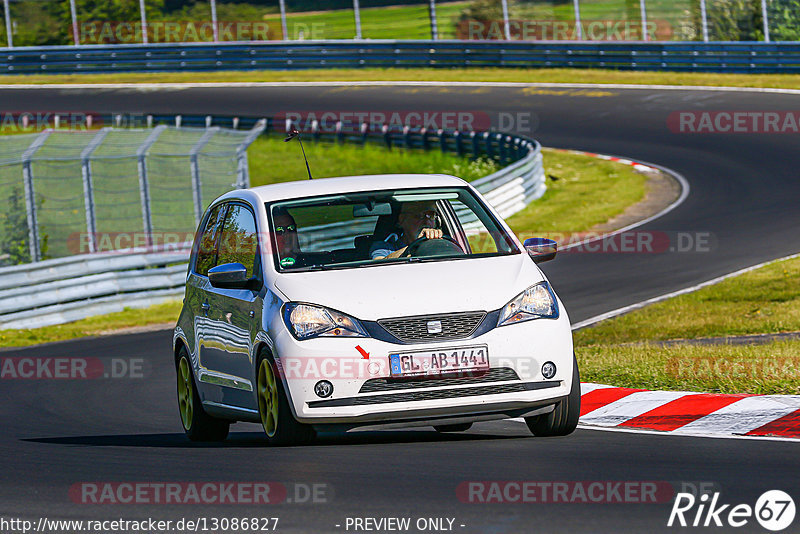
[2,0,799,48]
[0,112,545,330]
[0,119,265,263]
[4,40,800,74]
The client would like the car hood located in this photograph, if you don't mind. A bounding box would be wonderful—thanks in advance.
[273,254,544,320]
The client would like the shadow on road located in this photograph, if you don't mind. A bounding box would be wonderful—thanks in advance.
[22,428,526,448]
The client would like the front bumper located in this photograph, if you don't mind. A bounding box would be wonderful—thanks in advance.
[271,310,574,425]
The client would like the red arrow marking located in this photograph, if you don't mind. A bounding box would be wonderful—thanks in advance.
[356,345,369,360]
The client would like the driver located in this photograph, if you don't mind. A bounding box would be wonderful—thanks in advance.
[370,201,443,260]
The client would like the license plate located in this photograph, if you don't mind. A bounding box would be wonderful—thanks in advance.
[389,345,489,378]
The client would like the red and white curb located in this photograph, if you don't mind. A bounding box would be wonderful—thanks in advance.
[578,383,800,440]
[550,148,660,174]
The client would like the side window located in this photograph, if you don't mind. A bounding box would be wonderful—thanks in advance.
[194,203,226,276]
[218,204,259,278]
[447,199,499,254]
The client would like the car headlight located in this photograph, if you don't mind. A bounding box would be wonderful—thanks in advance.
[283,303,368,340]
[497,282,559,327]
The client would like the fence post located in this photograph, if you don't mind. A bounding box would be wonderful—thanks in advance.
[573,0,582,40]
[353,0,362,39]
[279,0,288,40]
[139,0,148,44]
[700,0,709,42]
[639,0,648,41]
[454,131,464,156]
[80,128,111,254]
[429,0,438,40]
[235,119,266,189]
[189,127,219,227]
[21,131,52,262]
[3,0,12,48]
[210,0,219,42]
[501,0,510,40]
[136,125,166,247]
[69,0,79,45]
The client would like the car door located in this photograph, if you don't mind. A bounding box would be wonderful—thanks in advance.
[200,202,263,411]
[187,201,228,402]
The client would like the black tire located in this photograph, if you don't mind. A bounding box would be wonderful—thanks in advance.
[256,350,316,446]
[525,355,581,437]
[434,423,473,433]
[176,348,230,442]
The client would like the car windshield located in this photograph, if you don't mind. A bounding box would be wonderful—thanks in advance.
[267,187,520,272]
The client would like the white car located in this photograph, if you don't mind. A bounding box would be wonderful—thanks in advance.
[173,174,579,444]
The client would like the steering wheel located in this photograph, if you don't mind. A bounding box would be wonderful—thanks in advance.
[400,235,463,258]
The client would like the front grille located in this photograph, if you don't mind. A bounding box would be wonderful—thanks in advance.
[359,367,520,393]
[377,311,486,342]
[306,380,561,408]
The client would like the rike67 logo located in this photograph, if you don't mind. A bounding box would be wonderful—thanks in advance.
[668,490,795,531]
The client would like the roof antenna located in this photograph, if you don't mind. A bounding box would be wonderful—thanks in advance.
[284,128,313,180]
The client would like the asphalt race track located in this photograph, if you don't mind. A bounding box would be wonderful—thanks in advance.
[2,83,800,533]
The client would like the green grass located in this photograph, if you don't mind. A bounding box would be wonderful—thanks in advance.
[0,300,182,348]
[507,148,646,241]
[9,67,800,90]
[575,254,800,394]
[578,339,800,395]
[0,145,645,347]
[247,135,498,185]
[264,2,469,40]
[575,255,800,345]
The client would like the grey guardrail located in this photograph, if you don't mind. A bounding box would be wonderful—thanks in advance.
[0,114,545,330]
[0,243,192,329]
[3,41,800,74]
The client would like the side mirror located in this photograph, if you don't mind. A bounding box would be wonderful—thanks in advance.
[523,238,557,263]
[208,263,254,289]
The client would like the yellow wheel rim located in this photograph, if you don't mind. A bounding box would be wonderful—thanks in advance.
[257,359,279,438]
[177,356,193,430]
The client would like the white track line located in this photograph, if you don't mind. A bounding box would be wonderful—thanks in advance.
[572,251,800,330]
[560,157,690,252]
[3,81,800,94]
[575,424,800,443]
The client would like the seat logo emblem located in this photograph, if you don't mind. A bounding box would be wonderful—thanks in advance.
[427,320,443,334]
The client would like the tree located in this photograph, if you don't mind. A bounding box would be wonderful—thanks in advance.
[691,0,764,41]
[0,187,49,266]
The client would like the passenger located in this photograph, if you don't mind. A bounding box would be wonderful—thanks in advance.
[273,208,301,268]
[370,201,443,260]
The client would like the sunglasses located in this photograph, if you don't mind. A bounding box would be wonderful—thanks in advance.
[406,209,437,221]
[275,224,297,235]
